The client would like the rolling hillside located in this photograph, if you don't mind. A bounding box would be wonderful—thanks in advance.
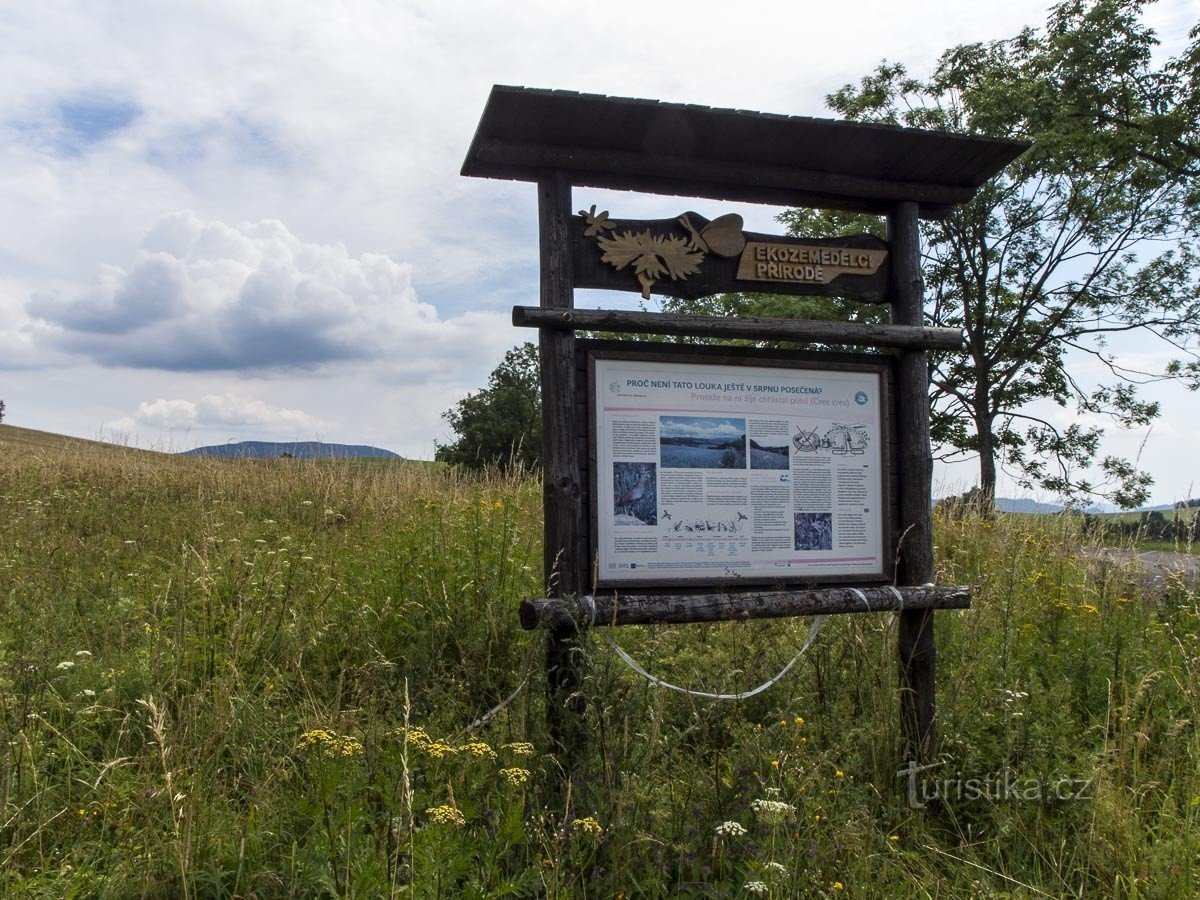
[0,423,161,458]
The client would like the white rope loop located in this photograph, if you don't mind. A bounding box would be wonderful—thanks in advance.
[850,587,871,611]
[456,676,529,739]
[598,615,827,702]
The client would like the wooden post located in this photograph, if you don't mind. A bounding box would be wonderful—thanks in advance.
[888,201,937,762]
[537,171,588,763]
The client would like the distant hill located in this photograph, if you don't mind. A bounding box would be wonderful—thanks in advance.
[180,441,402,460]
[946,496,1195,516]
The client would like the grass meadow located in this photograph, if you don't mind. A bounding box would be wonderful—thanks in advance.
[1,427,1198,897]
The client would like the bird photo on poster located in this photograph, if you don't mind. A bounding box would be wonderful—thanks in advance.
[613,463,657,526]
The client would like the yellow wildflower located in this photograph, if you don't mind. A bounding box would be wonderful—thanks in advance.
[403,726,432,749]
[499,767,531,786]
[832,881,844,891]
[835,770,844,778]
[298,728,362,758]
[461,740,497,760]
[502,741,535,757]
[571,816,604,837]
[426,805,466,827]
[423,740,458,759]
[332,735,363,757]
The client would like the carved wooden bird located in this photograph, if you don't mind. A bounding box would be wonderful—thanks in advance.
[616,471,652,517]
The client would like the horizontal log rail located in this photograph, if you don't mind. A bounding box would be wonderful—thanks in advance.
[512,306,966,351]
[519,585,971,631]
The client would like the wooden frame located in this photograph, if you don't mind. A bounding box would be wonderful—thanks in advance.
[461,86,1022,767]
[584,343,895,589]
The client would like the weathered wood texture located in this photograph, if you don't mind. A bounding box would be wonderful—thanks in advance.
[462,88,1030,218]
[515,306,965,351]
[537,172,588,758]
[571,214,890,300]
[889,200,937,762]
[476,140,978,214]
[520,585,970,630]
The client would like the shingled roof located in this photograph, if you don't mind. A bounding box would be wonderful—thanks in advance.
[462,86,1029,218]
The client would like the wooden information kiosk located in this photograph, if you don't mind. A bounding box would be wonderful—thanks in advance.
[462,86,1027,766]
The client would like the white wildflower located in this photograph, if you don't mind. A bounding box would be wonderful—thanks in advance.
[750,798,795,825]
[745,881,769,896]
[715,820,748,837]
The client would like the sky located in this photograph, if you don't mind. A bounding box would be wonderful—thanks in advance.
[1,0,1196,504]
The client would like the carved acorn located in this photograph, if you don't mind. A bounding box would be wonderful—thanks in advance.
[679,213,746,258]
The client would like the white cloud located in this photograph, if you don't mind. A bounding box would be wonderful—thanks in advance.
[127,392,321,433]
[132,398,196,429]
[2,0,1194,498]
[25,210,510,373]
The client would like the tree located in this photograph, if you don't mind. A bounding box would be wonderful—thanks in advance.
[436,343,541,471]
[703,0,1199,507]
[1028,1,1199,205]
[0,399,5,423]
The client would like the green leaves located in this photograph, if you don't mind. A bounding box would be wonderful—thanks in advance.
[818,0,1200,507]
[436,343,542,472]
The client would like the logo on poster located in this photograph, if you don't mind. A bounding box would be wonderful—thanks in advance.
[854,391,869,405]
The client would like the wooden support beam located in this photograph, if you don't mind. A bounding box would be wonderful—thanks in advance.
[537,171,588,761]
[889,200,938,763]
[513,306,966,351]
[520,585,970,631]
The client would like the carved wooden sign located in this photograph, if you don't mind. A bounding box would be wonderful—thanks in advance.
[573,207,890,302]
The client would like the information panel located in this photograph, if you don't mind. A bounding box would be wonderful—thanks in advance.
[591,353,888,586]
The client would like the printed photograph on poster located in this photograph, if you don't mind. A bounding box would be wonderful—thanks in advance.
[794,512,833,550]
[613,462,657,526]
[748,439,790,469]
[659,416,747,469]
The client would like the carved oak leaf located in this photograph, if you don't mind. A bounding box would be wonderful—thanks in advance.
[596,229,704,299]
[652,233,704,281]
[596,229,651,269]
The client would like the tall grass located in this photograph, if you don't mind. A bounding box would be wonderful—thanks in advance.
[0,443,1196,896]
